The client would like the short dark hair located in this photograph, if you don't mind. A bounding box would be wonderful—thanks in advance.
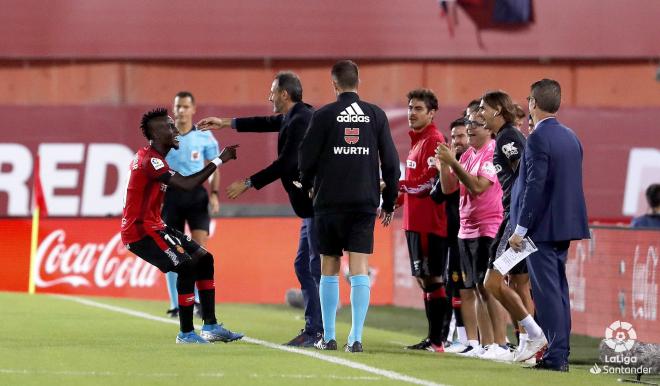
[481,90,516,124]
[466,99,481,116]
[175,91,195,105]
[331,60,359,89]
[140,107,168,140]
[530,79,561,113]
[407,88,439,111]
[274,71,303,102]
[449,117,467,131]
[646,183,660,208]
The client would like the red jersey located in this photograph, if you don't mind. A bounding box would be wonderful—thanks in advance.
[399,123,448,236]
[121,146,172,244]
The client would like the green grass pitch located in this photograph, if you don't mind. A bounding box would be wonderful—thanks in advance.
[0,291,642,386]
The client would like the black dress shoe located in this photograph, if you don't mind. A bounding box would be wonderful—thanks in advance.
[344,341,363,353]
[284,329,321,347]
[405,338,431,350]
[314,338,338,350]
[527,359,569,372]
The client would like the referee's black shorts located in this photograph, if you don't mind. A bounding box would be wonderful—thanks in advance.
[458,236,493,288]
[405,231,448,278]
[126,226,203,273]
[162,185,211,233]
[315,212,376,256]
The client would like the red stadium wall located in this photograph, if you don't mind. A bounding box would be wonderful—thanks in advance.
[1,219,658,342]
[2,0,659,59]
[1,104,658,220]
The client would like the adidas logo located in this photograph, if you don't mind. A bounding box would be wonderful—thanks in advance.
[336,102,371,123]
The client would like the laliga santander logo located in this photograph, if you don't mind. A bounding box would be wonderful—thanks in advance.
[35,229,160,289]
[604,320,637,353]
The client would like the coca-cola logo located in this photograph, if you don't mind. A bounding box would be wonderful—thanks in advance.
[35,230,160,289]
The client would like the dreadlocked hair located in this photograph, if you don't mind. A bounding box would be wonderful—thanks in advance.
[140,107,169,140]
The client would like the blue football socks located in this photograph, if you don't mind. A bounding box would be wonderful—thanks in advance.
[166,271,178,309]
[348,274,370,345]
[319,275,339,341]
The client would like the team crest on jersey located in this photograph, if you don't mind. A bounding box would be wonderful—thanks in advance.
[191,150,200,161]
[502,142,518,158]
[344,128,359,144]
[427,156,436,167]
[406,159,417,169]
[151,157,165,170]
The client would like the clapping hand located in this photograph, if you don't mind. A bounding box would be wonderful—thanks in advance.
[435,143,456,165]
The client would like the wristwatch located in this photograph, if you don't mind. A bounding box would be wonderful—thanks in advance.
[244,178,253,189]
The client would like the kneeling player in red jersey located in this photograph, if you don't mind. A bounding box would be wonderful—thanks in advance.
[121,107,242,344]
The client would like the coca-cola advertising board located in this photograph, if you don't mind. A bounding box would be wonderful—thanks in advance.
[0,219,166,298]
[0,217,395,305]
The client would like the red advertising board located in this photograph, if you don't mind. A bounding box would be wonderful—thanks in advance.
[568,228,659,343]
[1,218,657,342]
[0,217,394,305]
[391,226,660,343]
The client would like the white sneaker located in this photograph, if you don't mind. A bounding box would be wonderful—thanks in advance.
[479,344,514,362]
[445,342,468,353]
[477,344,496,359]
[513,335,547,362]
[516,337,528,357]
[458,345,484,357]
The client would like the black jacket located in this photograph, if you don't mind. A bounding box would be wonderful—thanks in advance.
[430,177,459,240]
[298,92,400,215]
[234,102,314,218]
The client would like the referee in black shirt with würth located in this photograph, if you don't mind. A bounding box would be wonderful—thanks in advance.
[299,60,400,353]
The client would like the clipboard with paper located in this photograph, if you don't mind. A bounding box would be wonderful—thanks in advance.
[493,237,538,275]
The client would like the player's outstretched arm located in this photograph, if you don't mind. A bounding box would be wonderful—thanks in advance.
[168,145,239,191]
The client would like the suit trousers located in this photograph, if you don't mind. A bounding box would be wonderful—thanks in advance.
[294,217,323,334]
[527,240,571,368]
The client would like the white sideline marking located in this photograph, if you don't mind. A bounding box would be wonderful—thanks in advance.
[54,295,447,386]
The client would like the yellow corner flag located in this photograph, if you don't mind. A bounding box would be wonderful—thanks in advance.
[28,155,48,295]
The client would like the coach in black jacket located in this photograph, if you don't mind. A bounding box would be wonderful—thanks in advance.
[197,71,322,347]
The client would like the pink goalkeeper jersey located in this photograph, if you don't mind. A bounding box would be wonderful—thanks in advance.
[455,139,503,239]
